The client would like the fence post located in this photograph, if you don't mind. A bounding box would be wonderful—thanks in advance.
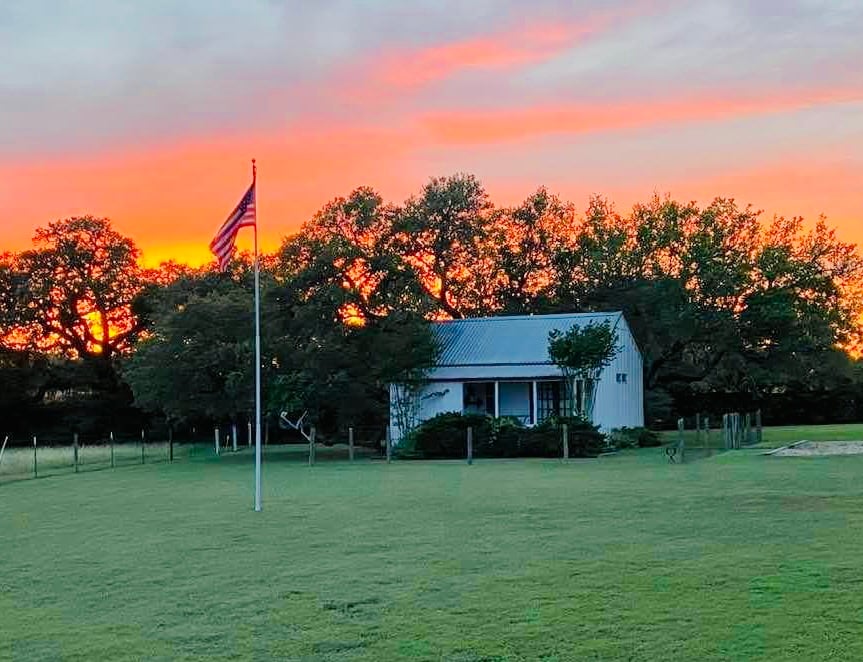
[695,413,701,446]
[168,426,173,463]
[735,413,741,449]
[386,426,392,464]
[73,433,79,473]
[214,428,220,456]
[348,426,355,462]
[33,436,38,478]
[756,409,763,445]
[466,426,473,465]
[562,423,569,461]
[309,426,316,466]
[232,423,238,452]
[247,421,252,448]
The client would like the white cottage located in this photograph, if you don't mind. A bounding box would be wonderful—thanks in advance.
[389,312,644,441]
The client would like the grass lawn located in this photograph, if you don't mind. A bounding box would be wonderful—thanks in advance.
[660,423,863,449]
[2,445,863,660]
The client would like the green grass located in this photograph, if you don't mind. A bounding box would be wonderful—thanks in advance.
[0,442,213,481]
[3,444,863,660]
[660,423,863,449]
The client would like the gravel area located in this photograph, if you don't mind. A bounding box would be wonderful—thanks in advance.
[772,440,863,456]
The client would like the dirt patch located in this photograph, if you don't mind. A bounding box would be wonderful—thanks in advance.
[771,440,863,456]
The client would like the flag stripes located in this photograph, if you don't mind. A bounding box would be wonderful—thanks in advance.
[210,181,256,271]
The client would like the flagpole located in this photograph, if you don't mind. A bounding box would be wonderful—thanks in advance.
[252,158,263,513]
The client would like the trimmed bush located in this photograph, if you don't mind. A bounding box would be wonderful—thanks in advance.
[399,412,606,459]
[608,426,662,449]
[398,412,492,459]
[535,415,606,457]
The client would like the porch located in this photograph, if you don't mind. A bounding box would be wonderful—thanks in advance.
[461,380,580,425]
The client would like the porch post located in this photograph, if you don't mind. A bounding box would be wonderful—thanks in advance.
[532,381,539,426]
[494,381,500,418]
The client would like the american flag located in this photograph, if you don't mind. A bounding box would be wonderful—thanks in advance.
[210,180,256,271]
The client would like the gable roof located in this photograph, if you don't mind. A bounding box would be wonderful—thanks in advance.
[433,312,625,373]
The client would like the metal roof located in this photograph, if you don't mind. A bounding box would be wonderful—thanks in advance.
[432,312,624,368]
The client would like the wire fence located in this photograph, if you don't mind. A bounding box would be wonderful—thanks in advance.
[663,409,764,463]
[0,434,216,484]
[0,424,389,485]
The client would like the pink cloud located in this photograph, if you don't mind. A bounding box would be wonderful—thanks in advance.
[420,86,863,144]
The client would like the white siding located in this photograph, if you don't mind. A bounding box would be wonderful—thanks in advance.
[389,313,645,440]
[390,381,462,442]
[591,319,644,430]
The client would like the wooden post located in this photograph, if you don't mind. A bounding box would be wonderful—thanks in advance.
[562,423,569,461]
[734,413,741,449]
[232,423,238,452]
[247,421,252,448]
[756,408,763,445]
[348,426,355,462]
[73,433,79,473]
[309,426,316,466]
[466,426,473,465]
[110,431,115,468]
[214,428,220,456]
[724,414,731,449]
[33,436,38,478]
[168,426,173,463]
[386,426,392,464]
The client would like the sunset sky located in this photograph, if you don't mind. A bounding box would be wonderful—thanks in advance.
[2,1,863,267]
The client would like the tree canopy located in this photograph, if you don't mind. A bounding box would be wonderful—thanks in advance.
[1,216,145,370]
[2,175,862,438]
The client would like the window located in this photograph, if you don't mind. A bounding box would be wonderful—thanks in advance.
[463,382,495,416]
[537,380,580,422]
[616,373,627,384]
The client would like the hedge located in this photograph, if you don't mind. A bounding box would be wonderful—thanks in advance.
[398,412,606,459]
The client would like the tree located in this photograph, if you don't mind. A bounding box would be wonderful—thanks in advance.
[123,265,257,424]
[489,188,575,313]
[3,217,145,379]
[277,188,434,323]
[394,174,496,317]
[266,256,439,436]
[548,321,620,421]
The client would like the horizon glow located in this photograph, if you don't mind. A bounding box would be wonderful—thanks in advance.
[2,1,862,267]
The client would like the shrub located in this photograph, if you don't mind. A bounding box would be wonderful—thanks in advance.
[398,412,491,459]
[534,415,607,457]
[399,412,607,459]
[608,426,662,449]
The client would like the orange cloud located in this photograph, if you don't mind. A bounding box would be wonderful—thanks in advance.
[421,87,863,144]
[1,123,423,268]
